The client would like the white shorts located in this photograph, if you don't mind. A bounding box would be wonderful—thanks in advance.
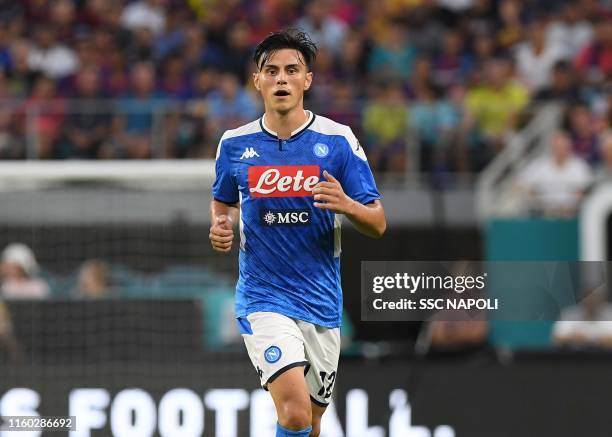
[239,311,341,406]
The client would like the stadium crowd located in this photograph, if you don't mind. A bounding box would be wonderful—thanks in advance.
[0,0,610,177]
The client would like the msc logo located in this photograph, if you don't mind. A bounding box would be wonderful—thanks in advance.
[240,147,260,159]
[260,209,311,226]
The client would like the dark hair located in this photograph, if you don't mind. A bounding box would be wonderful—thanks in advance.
[253,29,318,71]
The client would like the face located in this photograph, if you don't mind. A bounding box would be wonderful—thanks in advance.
[131,64,155,95]
[253,48,313,115]
[550,132,571,162]
[486,60,509,88]
[77,68,100,96]
[601,135,612,165]
[0,261,25,281]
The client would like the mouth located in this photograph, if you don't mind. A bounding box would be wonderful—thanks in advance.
[273,90,291,97]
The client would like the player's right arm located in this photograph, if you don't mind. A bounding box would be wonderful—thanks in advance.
[209,199,239,252]
[210,134,239,253]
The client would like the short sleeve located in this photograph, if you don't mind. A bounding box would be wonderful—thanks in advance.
[212,138,239,204]
[338,128,381,205]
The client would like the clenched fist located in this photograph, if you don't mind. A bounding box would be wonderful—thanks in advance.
[209,215,234,252]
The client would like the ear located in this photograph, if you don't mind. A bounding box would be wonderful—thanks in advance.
[304,71,313,91]
[253,71,260,91]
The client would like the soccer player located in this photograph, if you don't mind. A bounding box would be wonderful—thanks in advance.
[209,29,385,437]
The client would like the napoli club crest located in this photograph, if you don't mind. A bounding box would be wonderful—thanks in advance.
[312,143,329,158]
[264,346,282,363]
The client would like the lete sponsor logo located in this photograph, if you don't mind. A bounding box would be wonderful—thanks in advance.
[248,165,319,197]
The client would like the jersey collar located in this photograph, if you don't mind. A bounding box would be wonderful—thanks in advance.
[260,110,315,140]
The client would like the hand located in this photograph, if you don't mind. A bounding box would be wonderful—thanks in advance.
[209,215,234,252]
[313,170,356,215]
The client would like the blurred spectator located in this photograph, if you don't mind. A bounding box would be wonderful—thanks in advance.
[574,16,612,83]
[408,57,433,97]
[594,131,612,183]
[309,47,337,103]
[20,74,65,159]
[120,0,166,36]
[565,103,600,164]
[553,286,612,348]
[0,105,24,159]
[470,31,498,68]
[125,27,155,64]
[78,0,109,29]
[160,55,191,99]
[7,39,34,97]
[592,81,611,130]
[409,81,460,173]
[0,299,22,364]
[321,81,362,138]
[99,43,130,98]
[27,25,79,80]
[181,24,224,71]
[463,57,529,161]
[433,29,470,88]
[166,107,209,158]
[204,72,259,141]
[112,62,167,158]
[153,6,189,60]
[363,81,409,173]
[295,0,348,54]
[55,66,111,159]
[0,27,11,72]
[534,60,582,104]
[518,130,592,216]
[73,35,100,76]
[496,0,524,50]
[223,21,255,83]
[514,17,569,93]
[368,21,416,80]
[191,67,218,99]
[333,30,370,86]
[73,259,112,299]
[547,0,593,58]
[0,243,50,299]
[49,0,77,43]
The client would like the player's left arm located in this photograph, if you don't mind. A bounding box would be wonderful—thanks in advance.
[314,170,386,238]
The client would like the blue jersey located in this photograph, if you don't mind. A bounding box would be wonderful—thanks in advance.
[212,112,380,328]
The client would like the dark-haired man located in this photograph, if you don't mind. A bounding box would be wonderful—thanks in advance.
[209,30,385,437]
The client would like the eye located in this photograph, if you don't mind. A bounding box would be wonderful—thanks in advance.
[288,68,297,74]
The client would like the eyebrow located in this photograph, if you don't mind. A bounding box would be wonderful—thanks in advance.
[262,64,302,69]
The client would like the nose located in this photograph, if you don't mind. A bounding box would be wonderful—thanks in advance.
[276,70,288,84]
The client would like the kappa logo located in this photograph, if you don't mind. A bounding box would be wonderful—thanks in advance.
[264,346,282,363]
[240,147,260,159]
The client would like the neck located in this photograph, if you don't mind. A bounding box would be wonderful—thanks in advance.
[263,106,309,139]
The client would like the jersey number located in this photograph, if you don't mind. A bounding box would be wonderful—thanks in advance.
[317,371,337,399]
